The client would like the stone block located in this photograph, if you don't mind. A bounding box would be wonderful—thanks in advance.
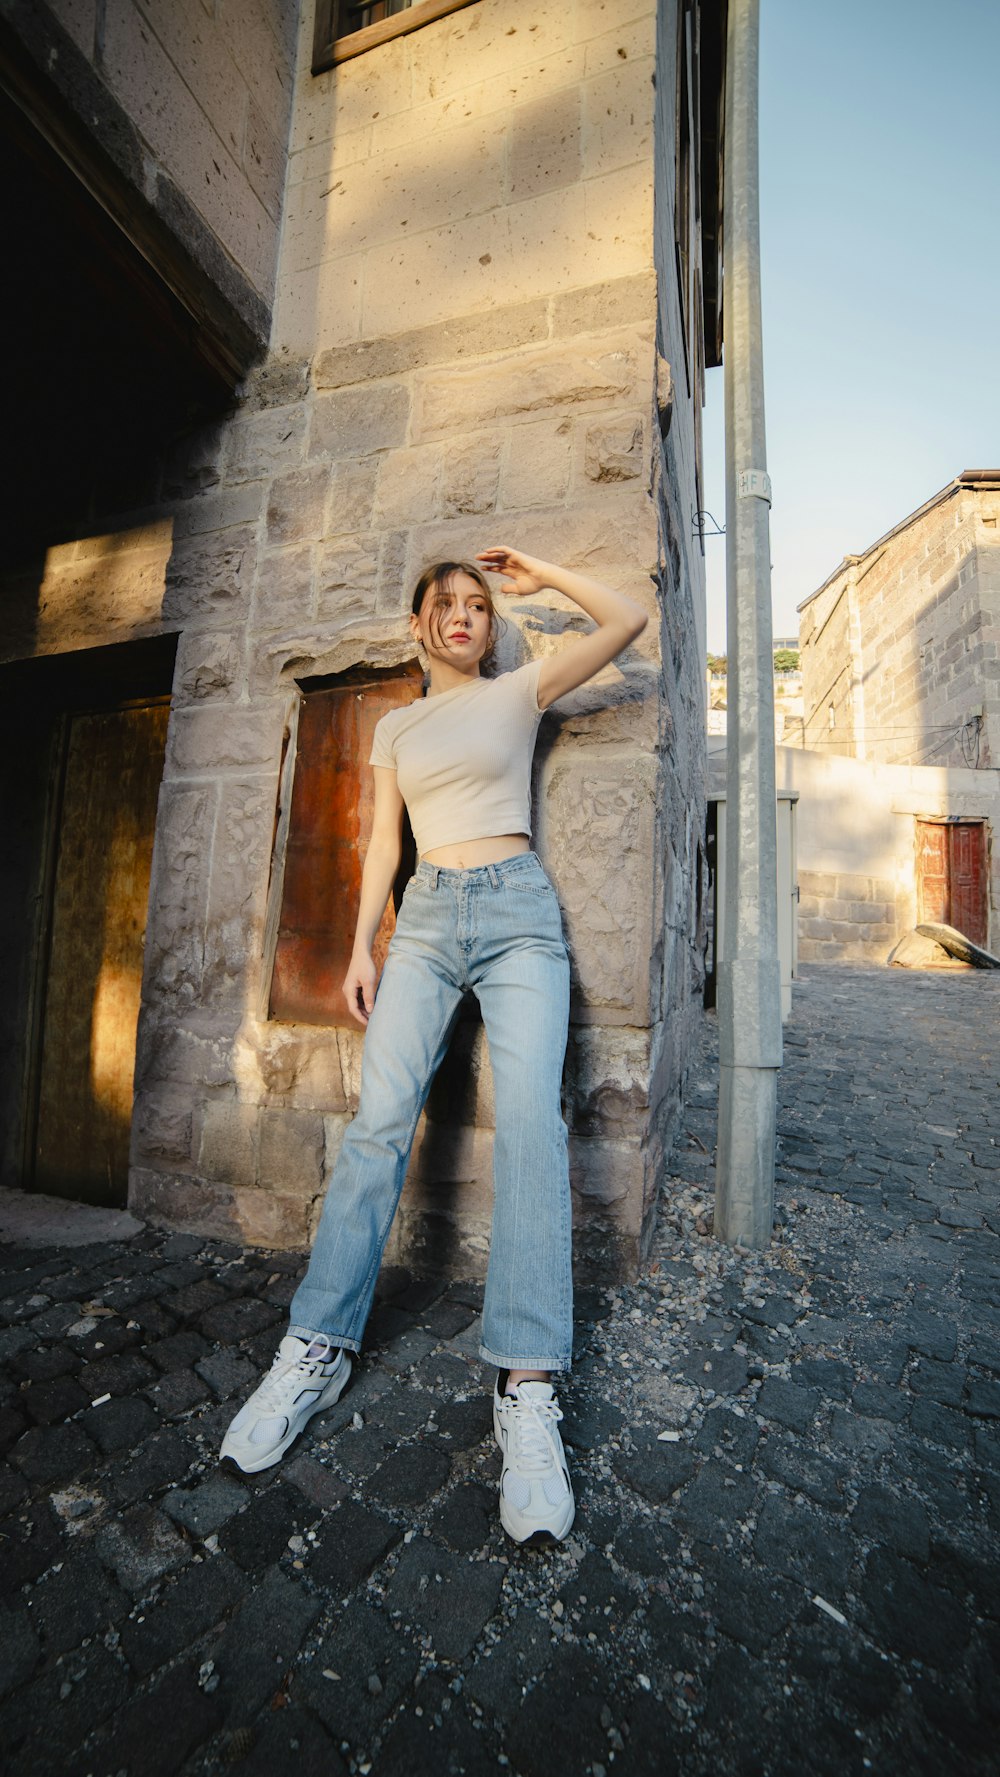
[313,299,550,390]
[413,336,641,440]
[585,417,644,482]
[377,528,410,613]
[327,457,380,536]
[173,628,246,706]
[544,661,659,748]
[425,1014,494,1130]
[95,1504,191,1595]
[253,545,316,628]
[565,1027,652,1135]
[408,5,570,103]
[441,434,502,517]
[168,702,284,775]
[224,405,307,483]
[509,87,580,201]
[310,383,410,461]
[501,418,573,509]
[382,1540,505,1663]
[204,776,280,1002]
[173,482,264,539]
[130,1088,195,1169]
[240,352,312,413]
[582,58,655,179]
[267,463,330,545]
[284,113,507,271]
[35,546,169,653]
[406,1122,496,1218]
[258,1110,326,1193]
[163,523,258,625]
[540,751,656,1022]
[198,1100,258,1188]
[160,420,225,499]
[569,1137,644,1216]
[551,272,656,337]
[255,1026,347,1110]
[140,785,214,1009]
[245,95,285,218]
[315,532,381,621]
[374,445,442,528]
[307,1497,403,1594]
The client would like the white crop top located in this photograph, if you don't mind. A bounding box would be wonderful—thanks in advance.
[369,660,545,856]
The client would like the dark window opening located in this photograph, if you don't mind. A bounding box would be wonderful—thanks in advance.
[313,0,479,72]
[268,664,421,1026]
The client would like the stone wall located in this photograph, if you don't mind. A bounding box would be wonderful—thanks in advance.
[768,744,1000,965]
[796,870,898,965]
[800,477,1000,771]
[1,0,714,1283]
[5,0,298,344]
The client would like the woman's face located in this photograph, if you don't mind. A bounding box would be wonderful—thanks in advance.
[410,571,492,669]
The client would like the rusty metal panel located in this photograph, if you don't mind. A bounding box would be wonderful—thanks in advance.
[34,702,169,1206]
[270,674,419,1027]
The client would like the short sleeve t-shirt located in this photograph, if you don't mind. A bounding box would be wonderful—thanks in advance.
[368,660,545,856]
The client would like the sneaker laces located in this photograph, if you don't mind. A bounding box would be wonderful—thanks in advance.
[504,1392,565,1475]
[253,1336,336,1414]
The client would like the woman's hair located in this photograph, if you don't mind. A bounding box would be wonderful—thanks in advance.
[411,560,506,674]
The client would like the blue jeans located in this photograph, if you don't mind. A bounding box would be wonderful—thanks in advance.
[288,851,573,1371]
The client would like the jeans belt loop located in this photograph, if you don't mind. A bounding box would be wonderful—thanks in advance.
[487,863,500,889]
[430,864,440,889]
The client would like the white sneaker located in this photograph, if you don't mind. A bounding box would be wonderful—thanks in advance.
[493,1379,575,1544]
[219,1335,351,1474]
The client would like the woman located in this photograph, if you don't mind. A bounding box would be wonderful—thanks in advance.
[221,547,647,1544]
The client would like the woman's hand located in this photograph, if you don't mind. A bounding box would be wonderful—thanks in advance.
[478,547,648,709]
[475,547,553,598]
[343,947,378,1027]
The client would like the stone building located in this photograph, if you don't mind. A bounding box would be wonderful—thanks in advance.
[0,0,725,1280]
[799,471,1000,770]
[792,472,1000,961]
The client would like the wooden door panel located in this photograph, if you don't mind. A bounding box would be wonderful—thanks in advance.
[34,702,169,1206]
[916,820,950,926]
[949,822,988,947]
[269,674,419,1027]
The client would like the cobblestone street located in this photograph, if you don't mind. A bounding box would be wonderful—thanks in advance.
[1,965,998,1777]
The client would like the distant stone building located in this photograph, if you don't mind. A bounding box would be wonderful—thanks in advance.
[0,0,726,1279]
[799,471,1000,769]
[793,473,1000,961]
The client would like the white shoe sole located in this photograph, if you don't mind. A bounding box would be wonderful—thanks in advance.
[220,1355,352,1475]
[493,1399,576,1544]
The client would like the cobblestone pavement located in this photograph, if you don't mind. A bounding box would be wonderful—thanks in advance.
[1,965,999,1777]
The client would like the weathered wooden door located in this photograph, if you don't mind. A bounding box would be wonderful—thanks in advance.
[33,701,170,1205]
[916,819,988,947]
[269,670,419,1026]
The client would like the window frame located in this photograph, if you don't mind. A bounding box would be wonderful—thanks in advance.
[312,0,479,73]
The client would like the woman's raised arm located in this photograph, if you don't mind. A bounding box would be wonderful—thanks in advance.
[476,546,647,710]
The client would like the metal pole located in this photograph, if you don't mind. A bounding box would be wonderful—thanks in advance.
[715,0,782,1249]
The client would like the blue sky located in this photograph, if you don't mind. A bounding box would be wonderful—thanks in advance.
[702,0,1000,651]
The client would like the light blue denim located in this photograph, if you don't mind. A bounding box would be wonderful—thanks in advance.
[288,851,573,1371]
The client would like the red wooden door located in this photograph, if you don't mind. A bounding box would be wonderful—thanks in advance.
[949,821,988,946]
[916,819,988,946]
[269,670,419,1026]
